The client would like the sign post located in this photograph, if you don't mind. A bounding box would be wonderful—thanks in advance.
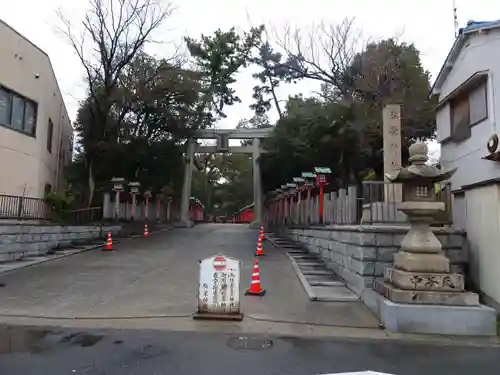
[313,167,332,224]
[193,254,243,321]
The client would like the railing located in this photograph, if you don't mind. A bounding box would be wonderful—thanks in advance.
[0,194,52,220]
[59,207,103,224]
[264,180,453,228]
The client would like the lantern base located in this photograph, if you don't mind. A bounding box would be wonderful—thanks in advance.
[363,287,496,336]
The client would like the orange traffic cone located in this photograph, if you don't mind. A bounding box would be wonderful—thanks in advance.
[144,223,149,238]
[259,226,265,240]
[245,259,266,296]
[255,236,265,256]
[103,232,113,251]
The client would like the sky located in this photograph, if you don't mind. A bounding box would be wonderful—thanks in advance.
[2,0,500,160]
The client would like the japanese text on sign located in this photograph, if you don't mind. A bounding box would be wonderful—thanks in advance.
[198,255,241,315]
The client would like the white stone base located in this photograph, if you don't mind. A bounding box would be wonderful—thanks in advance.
[362,287,497,336]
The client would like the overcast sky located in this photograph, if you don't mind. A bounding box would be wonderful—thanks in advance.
[2,0,499,159]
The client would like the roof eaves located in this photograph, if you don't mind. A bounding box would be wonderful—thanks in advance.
[430,20,500,99]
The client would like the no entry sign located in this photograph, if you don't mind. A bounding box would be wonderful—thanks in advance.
[212,255,227,271]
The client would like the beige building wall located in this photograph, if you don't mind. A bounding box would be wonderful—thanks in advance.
[0,19,73,199]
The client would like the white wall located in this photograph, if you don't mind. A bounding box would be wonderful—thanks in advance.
[464,184,500,306]
[437,30,500,190]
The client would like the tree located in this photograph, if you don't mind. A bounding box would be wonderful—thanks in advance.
[344,39,437,178]
[57,0,173,206]
[249,41,289,119]
[184,26,264,124]
[267,19,437,183]
[259,96,358,193]
[276,18,359,98]
[212,153,254,216]
[69,51,202,204]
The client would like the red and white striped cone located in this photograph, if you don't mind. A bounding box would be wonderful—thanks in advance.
[103,232,113,251]
[255,236,265,256]
[144,223,149,238]
[245,258,266,296]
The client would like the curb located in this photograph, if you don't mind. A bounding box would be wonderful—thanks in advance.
[285,252,319,301]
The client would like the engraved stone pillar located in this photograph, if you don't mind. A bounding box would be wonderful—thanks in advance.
[374,142,479,306]
[383,104,403,203]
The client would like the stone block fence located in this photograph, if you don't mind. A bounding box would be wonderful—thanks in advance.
[287,225,468,296]
[264,181,468,297]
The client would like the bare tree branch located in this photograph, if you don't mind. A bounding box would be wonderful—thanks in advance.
[273,18,361,96]
[54,0,174,206]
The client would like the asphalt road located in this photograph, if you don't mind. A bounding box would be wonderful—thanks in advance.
[0,325,498,375]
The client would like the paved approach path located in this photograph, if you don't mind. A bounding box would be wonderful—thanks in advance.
[0,224,379,331]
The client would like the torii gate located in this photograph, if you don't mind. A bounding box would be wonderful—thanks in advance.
[179,127,272,228]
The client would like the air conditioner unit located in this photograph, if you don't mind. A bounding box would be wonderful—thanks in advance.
[487,134,499,154]
[483,134,500,161]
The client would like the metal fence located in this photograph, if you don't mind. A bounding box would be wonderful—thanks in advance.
[0,194,104,224]
[59,207,103,224]
[0,194,52,220]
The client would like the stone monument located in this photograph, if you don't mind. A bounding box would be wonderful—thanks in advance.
[361,104,406,224]
[365,142,497,335]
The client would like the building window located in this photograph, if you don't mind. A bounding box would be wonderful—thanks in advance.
[47,119,53,153]
[0,86,38,136]
[450,83,488,142]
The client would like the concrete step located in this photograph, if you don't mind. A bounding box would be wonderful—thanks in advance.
[297,264,327,271]
[295,261,324,267]
[287,250,308,255]
[311,285,359,302]
[308,279,345,287]
[290,254,319,260]
[300,269,332,276]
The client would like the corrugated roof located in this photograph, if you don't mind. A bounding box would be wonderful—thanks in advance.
[430,20,500,97]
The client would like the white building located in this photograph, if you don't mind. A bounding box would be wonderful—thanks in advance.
[431,20,500,309]
[0,19,73,199]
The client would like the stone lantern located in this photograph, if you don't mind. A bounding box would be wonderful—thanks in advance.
[367,142,497,336]
[374,142,480,305]
[110,177,125,220]
[128,181,141,221]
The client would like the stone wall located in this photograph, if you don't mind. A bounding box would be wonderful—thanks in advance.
[0,224,122,262]
[287,225,468,296]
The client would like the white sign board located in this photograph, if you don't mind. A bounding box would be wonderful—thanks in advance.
[197,254,241,316]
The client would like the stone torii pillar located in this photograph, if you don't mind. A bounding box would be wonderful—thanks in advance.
[179,138,196,227]
[250,137,263,228]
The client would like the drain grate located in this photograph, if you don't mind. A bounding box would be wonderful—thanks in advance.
[227,336,273,351]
